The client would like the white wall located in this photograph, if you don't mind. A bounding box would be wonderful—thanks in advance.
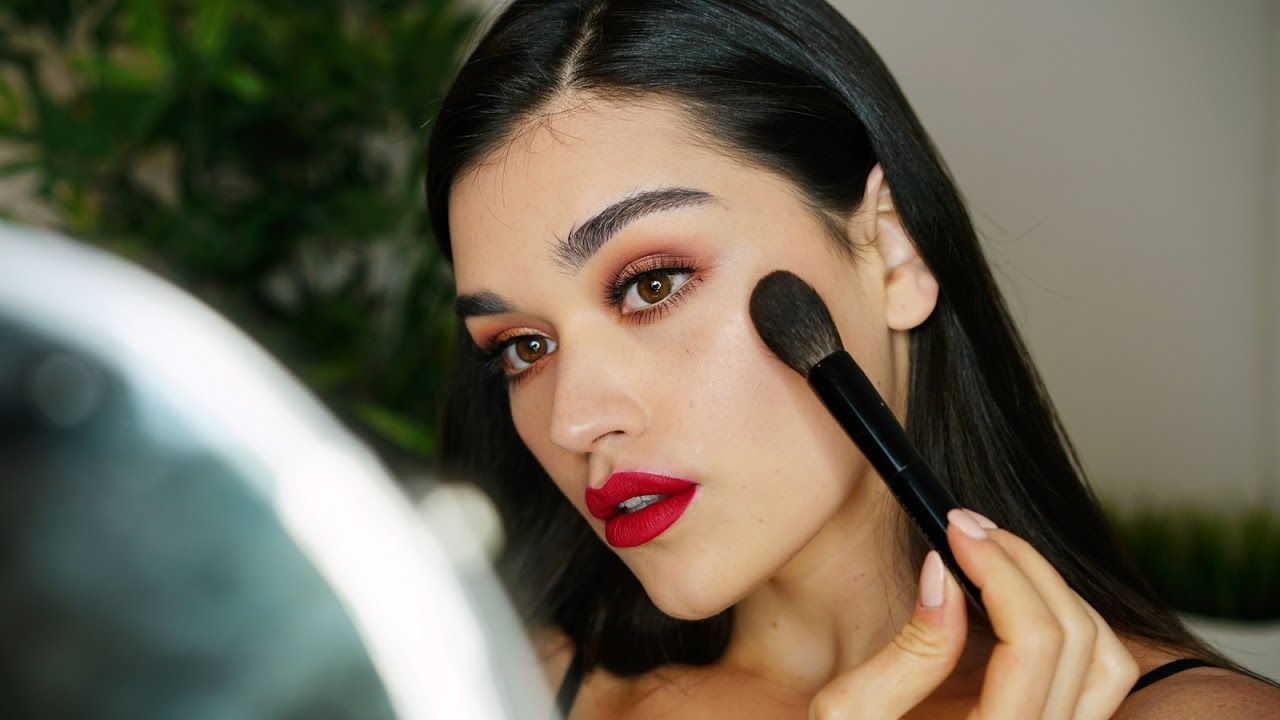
[832,0,1277,509]
[1268,0,1280,509]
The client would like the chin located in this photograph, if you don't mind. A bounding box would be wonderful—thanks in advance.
[637,570,743,621]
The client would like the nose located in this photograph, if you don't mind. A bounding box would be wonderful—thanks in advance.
[546,331,649,456]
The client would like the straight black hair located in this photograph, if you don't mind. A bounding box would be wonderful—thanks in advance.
[426,0,1230,676]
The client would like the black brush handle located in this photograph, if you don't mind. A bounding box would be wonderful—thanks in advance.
[809,350,984,613]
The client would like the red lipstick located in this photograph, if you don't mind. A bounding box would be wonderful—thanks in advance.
[585,472,697,548]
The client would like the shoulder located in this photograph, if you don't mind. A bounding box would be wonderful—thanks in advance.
[1114,668,1280,719]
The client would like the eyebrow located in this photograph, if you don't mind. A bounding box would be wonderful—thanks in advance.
[454,291,513,319]
[553,187,715,271]
[455,186,716,319]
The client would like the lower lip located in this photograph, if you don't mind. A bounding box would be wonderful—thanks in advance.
[604,488,697,548]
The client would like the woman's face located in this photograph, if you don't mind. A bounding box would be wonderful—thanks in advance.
[449,97,915,619]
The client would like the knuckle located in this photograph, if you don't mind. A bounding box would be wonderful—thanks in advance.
[1062,609,1098,650]
[892,617,956,662]
[808,689,852,720]
[1106,646,1141,687]
[1021,619,1065,659]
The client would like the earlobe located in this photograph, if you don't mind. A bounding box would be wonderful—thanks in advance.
[862,165,939,331]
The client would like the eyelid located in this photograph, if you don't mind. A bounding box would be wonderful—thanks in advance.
[501,335,557,373]
[603,252,699,307]
[485,326,547,353]
[620,269,693,314]
[476,328,556,388]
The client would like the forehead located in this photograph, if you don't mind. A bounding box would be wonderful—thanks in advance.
[446,97,751,287]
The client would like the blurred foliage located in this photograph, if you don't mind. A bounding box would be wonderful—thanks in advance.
[0,0,480,467]
[1108,505,1280,621]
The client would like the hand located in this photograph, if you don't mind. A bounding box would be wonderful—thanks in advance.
[809,509,1140,720]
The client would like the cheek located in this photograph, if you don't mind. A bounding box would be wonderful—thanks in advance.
[509,386,577,492]
[668,301,863,487]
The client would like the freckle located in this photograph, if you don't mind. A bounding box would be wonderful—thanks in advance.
[771,621,778,629]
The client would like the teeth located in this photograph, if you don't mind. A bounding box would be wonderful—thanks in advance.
[617,494,668,514]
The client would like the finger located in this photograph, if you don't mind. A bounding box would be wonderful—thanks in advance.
[809,551,966,720]
[983,528,1098,720]
[945,509,1062,720]
[1069,593,1140,720]
[974,518,1139,720]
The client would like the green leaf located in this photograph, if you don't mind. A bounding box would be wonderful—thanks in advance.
[351,402,435,458]
[0,72,21,127]
[302,357,360,390]
[122,0,169,58]
[192,0,236,60]
[218,64,268,102]
[96,53,169,92]
[0,0,481,468]
[0,158,38,177]
[1108,504,1280,620]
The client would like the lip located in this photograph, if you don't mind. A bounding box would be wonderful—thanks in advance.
[585,472,698,548]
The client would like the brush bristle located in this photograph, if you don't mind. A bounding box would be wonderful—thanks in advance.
[749,270,844,376]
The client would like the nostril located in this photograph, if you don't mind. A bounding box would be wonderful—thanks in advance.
[548,396,647,454]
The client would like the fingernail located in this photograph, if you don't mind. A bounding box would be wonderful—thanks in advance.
[919,550,945,608]
[948,508,988,539]
[966,509,998,530]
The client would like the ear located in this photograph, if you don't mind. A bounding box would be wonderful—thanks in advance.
[860,164,938,331]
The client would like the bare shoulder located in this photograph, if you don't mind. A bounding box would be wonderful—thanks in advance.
[1115,668,1280,719]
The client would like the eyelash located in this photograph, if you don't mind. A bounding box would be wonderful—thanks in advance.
[479,255,702,387]
[604,254,700,324]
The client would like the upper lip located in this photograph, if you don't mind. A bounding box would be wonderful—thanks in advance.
[585,471,697,520]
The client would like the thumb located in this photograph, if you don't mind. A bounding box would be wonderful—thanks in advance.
[809,551,968,720]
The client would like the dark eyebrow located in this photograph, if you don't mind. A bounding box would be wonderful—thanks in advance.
[454,291,513,319]
[553,187,716,271]
[455,187,717,319]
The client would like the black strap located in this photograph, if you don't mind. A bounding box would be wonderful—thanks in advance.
[553,653,1217,712]
[1127,658,1218,696]
[552,651,586,718]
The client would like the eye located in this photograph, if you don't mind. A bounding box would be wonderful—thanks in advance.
[499,334,557,374]
[621,270,692,313]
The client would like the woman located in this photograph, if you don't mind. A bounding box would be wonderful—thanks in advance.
[426,0,1280,717]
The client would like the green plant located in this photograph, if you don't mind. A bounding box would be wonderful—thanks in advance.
[1108,505,1280,621]
[0,0,479,465]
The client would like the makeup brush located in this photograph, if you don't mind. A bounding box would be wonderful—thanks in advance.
[749,269,984,611]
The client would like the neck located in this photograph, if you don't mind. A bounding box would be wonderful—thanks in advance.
[720,480,988,699]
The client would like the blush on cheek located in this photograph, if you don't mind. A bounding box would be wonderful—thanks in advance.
[680,313,782,422]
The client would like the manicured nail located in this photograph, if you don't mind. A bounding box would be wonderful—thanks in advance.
[966,510,998,530]
[948,508,988,539]
[919,550,946,608]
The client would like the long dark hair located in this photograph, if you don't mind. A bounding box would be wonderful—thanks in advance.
[426,0,1226,676]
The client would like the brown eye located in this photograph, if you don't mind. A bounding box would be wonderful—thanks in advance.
[501,335,557,374]
[637,272,672,304]
[515,337,546,363]
[621,269,692,313]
